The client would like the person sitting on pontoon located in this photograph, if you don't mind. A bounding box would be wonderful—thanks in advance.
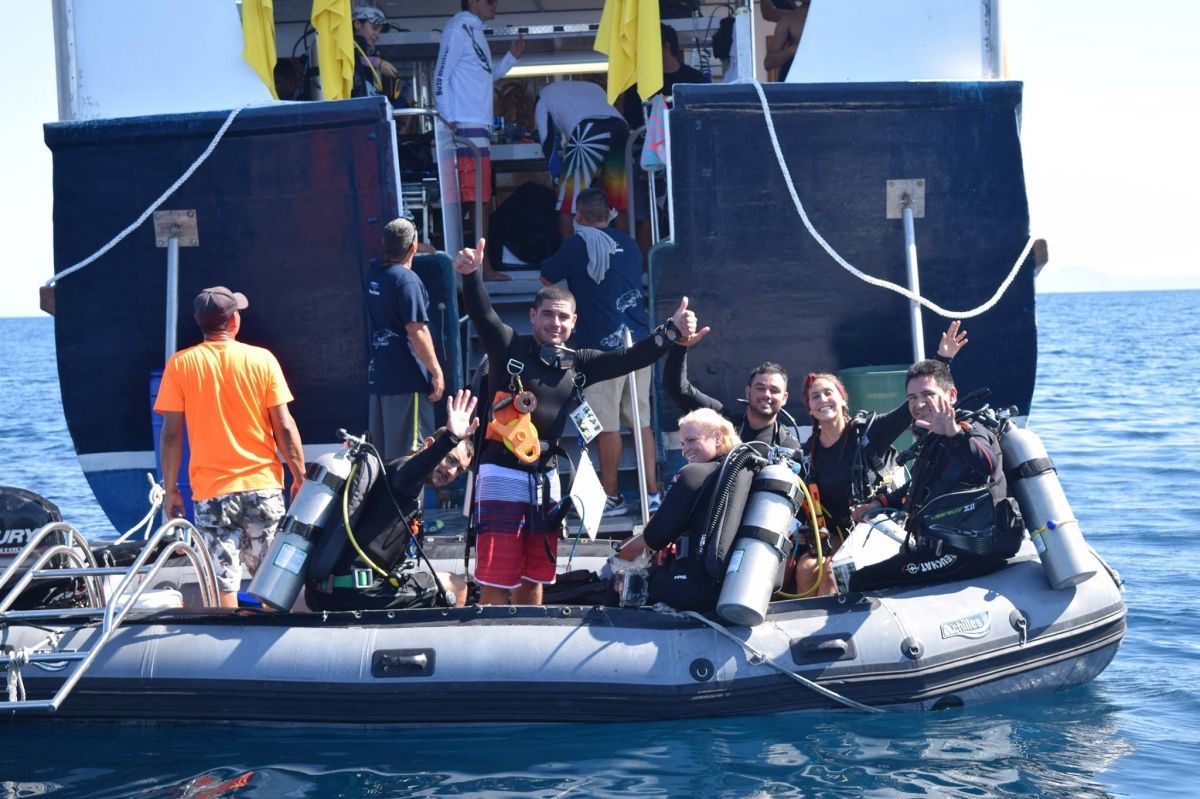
[304,390,478,611]
[613,408,741,612]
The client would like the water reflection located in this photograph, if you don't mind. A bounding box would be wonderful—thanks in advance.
[0,688,1134,799]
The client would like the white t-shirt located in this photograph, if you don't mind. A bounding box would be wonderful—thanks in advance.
[433,11,517,127]
[534,81,624,145]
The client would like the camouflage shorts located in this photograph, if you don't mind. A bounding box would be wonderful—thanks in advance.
[193,489,286,594]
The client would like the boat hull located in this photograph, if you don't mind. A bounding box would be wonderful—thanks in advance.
[1,550,1125,724]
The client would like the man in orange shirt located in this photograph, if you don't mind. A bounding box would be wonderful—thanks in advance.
[155,287,306,608]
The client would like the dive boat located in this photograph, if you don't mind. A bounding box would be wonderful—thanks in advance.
[0,526,1124,723]
[41,0,1041,534]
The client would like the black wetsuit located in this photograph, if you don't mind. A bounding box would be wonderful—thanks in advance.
[807,402,911,535]
[848,419,1012,592]
[663,345,801,450]
[463,270,673,472]
[642,459,723,612]
[305,431,461,611]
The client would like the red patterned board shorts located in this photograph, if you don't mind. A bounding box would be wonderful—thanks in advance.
[455,127,492,203]
[473,463,562,588]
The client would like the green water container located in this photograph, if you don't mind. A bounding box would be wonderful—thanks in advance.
[836,364,913,451]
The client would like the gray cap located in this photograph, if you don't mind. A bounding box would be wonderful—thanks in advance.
[194,286,248,328]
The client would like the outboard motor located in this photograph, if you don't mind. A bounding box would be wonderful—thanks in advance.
[717,463,799,626]
[1000,427,1095,589]
[249,447,361,610]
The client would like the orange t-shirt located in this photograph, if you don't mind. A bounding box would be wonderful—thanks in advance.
[154,339,295,501]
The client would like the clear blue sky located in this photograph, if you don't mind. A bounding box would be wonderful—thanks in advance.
[2,1,1197,316]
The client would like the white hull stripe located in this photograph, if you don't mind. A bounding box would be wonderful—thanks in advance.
[77,443,346,474]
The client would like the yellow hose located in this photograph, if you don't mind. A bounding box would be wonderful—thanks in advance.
[774,478,827,599]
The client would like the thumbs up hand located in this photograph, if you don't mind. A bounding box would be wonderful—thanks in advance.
[671,296,698,341]
[453,238,487,275]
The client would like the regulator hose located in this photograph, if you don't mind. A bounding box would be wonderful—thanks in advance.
[694,444,762,568]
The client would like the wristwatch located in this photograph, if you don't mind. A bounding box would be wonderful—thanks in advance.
[654,318,682,347]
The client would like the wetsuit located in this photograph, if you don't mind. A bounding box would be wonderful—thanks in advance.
[463,270,675,587]
[806,402,911,536]
[305,431,462,611]
[663,345,802,450]
[642,460,723,612]
[848,419,1013,592]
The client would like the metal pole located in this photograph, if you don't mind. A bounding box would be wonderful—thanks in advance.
[165,236,179,361]
[623,329,650,525]
[901,201,926,362]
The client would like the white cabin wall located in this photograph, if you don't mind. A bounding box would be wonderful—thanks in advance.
[785,0,1000,82]
[53,0,271,121]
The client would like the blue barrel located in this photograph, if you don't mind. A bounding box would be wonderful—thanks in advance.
[149,370,194,520]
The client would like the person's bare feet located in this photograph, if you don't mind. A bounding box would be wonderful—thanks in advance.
[482,264,511,281]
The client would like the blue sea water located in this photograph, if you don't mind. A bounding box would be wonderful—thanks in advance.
[1,290,1199,797]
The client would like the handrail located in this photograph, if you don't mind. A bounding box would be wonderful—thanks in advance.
[0,523,102,610]
[0,518,222,713]
[0,545,99,613]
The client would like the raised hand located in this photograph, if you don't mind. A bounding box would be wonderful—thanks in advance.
[938,320,968,359]
[680,325,711,347]
[510,33,526,59]
[914,393,959,436]
[445,389,480,440]
[453,238,487,275]
[671,296,698,341]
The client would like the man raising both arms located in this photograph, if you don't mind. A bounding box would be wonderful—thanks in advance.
[455,238,699,605]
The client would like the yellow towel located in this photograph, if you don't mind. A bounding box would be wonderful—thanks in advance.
[595,0,663,106]
[241,0,279,99]
[311,0,355,100]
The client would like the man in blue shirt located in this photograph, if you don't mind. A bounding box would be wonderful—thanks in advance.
[366,217,445,459]
[540,188,660,515]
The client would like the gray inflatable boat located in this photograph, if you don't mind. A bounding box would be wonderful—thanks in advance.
[0,521,1125,723]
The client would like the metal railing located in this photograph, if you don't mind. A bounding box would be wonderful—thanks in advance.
[0,518,220,713]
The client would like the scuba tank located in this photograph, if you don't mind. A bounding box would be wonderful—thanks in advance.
[1000,426,1095,589]
[248,447,358,610]
[716,462,800,626]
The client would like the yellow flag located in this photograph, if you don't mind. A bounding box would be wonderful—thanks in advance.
[595,0,662,106]
[242,0,279,99]
[311,0,355,100]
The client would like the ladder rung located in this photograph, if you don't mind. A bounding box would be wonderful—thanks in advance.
[0,607,106,621]
[0,700,56,712]
[0,650,86,665]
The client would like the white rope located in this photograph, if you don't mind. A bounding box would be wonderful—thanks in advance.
[674,608,882,713]
[4,632,59,703]
[750,81,1031,320]
[114,474,166,545]
[43,105,246,287]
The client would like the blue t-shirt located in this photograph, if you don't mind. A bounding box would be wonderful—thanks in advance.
[539,227,650,350]
[365,261,432,394]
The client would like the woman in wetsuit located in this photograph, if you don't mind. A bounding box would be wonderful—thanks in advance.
[615,408,740,611]
[789,321,968,596]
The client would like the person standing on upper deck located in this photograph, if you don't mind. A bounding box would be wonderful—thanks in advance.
[155,287,306,609]
[434,0,526,281]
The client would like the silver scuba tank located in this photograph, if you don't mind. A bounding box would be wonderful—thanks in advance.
[716,463,799,626]
[999,426,1095,589]
[248,448,356,610]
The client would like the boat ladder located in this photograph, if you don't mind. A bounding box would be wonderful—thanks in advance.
[0,518,219,713]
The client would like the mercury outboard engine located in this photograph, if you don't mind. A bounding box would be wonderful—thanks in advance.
[0,486,73,609]
[1000,427,1095,589]
[249,436,370,610]
[716,462,800,626]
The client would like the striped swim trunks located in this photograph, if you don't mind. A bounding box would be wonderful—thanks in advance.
[473,463,562,588]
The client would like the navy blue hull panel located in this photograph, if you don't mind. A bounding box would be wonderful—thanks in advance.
[651,82,1036,428]
[43,99,458,531]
